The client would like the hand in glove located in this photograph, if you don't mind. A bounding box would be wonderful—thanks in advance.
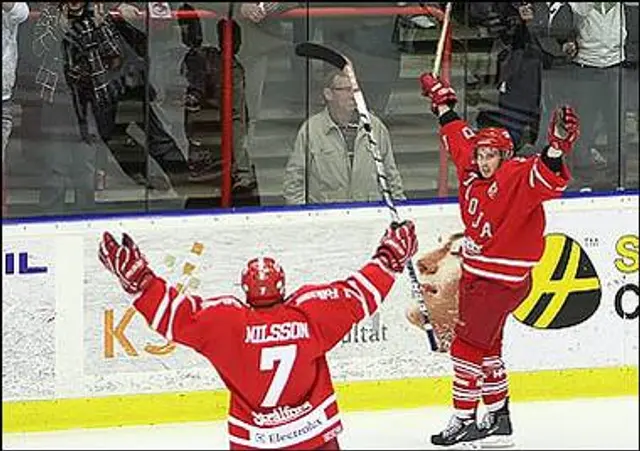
[374,220,419,273]
[419,72,457,114]
[548,105,580,154]
[99,231,155,294]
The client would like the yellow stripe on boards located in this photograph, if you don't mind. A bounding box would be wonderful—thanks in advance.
[3,366,637,433]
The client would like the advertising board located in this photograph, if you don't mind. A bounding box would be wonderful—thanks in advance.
[2,195,638,431]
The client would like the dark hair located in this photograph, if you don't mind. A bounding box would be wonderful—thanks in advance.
[59,1,92,19]
[178,3,203,48]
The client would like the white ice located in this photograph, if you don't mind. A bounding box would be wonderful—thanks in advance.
[3,396,638,450]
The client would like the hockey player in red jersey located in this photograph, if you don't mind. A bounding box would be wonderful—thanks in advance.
[98,221,418,450]
[413,72,580,448]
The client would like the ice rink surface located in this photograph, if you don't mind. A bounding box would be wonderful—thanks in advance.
[3,396,638,450]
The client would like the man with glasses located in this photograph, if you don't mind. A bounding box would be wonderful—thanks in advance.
[283,69,405,205]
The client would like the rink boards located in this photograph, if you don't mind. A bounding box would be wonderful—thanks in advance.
[2,194,639,432]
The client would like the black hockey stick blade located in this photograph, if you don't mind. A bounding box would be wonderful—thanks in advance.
[295,42,348,70]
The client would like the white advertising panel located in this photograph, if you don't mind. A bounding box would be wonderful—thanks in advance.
[2,195,638,402]
[2,235,57,401]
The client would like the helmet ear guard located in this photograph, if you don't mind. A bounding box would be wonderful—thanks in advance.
[241,257,285,308]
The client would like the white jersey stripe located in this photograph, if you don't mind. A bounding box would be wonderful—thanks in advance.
[150,284,171,330]
[370,259,396,278]
[201,296,244,309]
[352,271,382,313]
[533,161,553,190]
[228,394,339,449]
[345,280,370,318]
[462,262,529,283]
[165,292,188,342]
[462,249,538,267]
[228,394,338,430]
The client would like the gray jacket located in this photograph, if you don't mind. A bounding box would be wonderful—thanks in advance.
[283,108,405,205]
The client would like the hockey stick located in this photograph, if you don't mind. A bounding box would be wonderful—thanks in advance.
[295,42,439,352]
[433,2,453,77]
[433,2,453,198]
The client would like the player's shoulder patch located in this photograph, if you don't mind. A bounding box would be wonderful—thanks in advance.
[288,284,342,306]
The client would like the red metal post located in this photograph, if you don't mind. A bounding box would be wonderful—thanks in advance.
[220,18,233,208]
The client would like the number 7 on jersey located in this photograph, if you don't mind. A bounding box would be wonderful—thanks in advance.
[259,344,297,407]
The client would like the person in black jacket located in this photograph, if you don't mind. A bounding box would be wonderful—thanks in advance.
[533,3,578,153]
[26,1,123,215]
[471,3,547,153]
[106,2,198,198]
[178,5,257,192]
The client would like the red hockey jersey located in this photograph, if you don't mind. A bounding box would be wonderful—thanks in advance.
[132,259,397,450]
[440,117,570,285]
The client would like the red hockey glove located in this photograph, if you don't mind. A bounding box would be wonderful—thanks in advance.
[419,72,457,114]
[99,231,155,295]
[548,105,580,154]
[374,220,419,273]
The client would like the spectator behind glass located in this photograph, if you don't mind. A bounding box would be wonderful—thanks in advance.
[533,3,579,152]
[105,3,195,198]
[564,2,627,190]
[178,8,257,194]
[234,2,298,191]
[27,2,122,215]
[283,69,405,205]
[471,2,546,153]
[2,2,29,215]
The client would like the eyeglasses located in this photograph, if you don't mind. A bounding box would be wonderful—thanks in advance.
[330,86,352,92]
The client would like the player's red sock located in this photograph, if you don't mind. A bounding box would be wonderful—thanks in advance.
[481,340,509,412]
[450,336,484,418]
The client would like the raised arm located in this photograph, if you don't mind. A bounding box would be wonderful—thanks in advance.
[529,105,579,200]
[98,232,242,353]
[419,73,477,174]
[483,105,578,206]
[293,221,418,352]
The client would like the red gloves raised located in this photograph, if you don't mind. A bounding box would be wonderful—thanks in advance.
[548,105,580,154]
[99,232,155,295]
[419,72,457,114]
[374,220,419,273]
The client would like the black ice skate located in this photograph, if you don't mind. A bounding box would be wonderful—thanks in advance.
[477,399,514,448]
[431,414,483,448]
